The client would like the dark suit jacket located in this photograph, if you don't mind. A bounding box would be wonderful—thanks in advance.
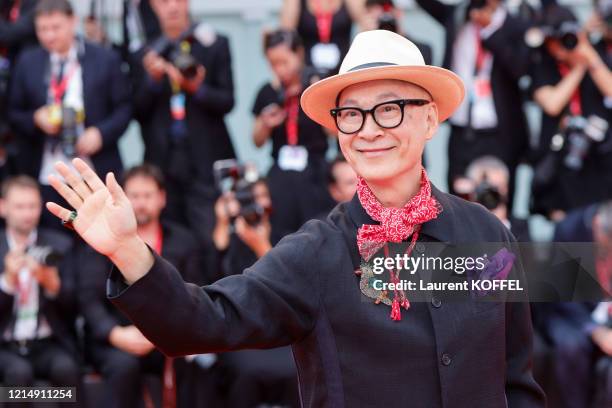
[0,227,78,355]
[7,40,132,178]
[131,29,235,186]
[416,0,531,163]
[79,221,201,345]
[106,185,545,407]
[0,0,37,56]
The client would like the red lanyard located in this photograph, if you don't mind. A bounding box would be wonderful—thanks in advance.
[153,226,163,255]
[313,0,333,43]
[558,63,582,116]
[50,62,78,105]
[9,0,20,22]
[285,95,299,146]
[474,28,487,74]
[596,254,612,296]
[17,272,31,306]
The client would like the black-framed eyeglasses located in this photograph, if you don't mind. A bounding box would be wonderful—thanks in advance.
[330,99,431,134]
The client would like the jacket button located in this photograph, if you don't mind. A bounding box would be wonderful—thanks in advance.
[431,297,442,308]
[441,353,452,366]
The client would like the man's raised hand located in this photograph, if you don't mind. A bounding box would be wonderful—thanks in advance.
[45,158,153,284]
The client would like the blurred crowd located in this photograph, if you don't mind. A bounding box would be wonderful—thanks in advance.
[0,0,610,407]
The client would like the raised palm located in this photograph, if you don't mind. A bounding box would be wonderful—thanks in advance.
[46,159,137,257]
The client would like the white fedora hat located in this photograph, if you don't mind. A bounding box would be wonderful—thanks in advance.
[301,30,465,131]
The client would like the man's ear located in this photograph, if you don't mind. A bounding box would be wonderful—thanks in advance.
[425,102,439,140]
[0,199,6,219]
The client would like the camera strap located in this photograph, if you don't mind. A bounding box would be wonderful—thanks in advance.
[8,0,20,22]
[284,94,300,146]
[50,61,78,105]
[169,79,188,142]
[152,225,164,255]
[557,63,583,116]
[313,0,333,44]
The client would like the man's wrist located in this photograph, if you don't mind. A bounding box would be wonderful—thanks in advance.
[253,240,272,258]
[108,236,155,286]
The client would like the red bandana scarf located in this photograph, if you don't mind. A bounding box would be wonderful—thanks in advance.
[355,168,442,321]
[356,167,441,262]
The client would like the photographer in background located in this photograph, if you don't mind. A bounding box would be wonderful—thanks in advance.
[132,0,235,269]
[364,0,433,66]
[0,0,38,180]
[78,163,207,408]
[530,3,612,221]
[0,175,79,397]
[585,0,612,85]
[327,155,357,204]
[211,164,298,408]
[454,155,531,242]
[534,200,612,408]
[253,29,334,242]
[415,0,531,210]
[212,162,273,278]
[7,0,132,231]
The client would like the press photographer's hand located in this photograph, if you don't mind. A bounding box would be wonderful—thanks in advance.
[261,104,286,129]
[34,106,60,135]
[2,250,25,289]
[45,158,153,284]
[166,63,206,94]
[143,50,167,82]
[235,216,272,258]
[76,127,103,156]
[29,259,61,296]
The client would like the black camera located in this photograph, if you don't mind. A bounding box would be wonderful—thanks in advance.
[60,106,79,158]
[475,179,503,210]
[27,246,64,267]
[151,29,199,79]
[213,159,271,226]
[525,21,580,50]
[549,115,610,171]
[377,12,398,32]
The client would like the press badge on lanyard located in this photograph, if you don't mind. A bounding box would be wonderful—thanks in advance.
[310,0,340,71]
[278,95,308,171]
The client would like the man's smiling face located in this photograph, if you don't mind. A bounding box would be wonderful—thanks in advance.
[336,79,438,184]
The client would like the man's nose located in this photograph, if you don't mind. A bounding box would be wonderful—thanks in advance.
[357,113,383,141]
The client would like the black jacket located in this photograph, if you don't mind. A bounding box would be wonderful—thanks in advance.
[0,0,37,58]
[0,228,77,355]
[7,41,132,178]
[416,0,530,161]
[79,221,202,345]
[131,28,235,186]
[106,186,545,407]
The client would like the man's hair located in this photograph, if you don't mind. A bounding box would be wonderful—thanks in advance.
[365,0,395,8]
[35,0,74,18]
[465,155,509,183]
[541,4,578,29]
[1,175,41,199]
[122,163,166,191]
[263,29,303,53]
